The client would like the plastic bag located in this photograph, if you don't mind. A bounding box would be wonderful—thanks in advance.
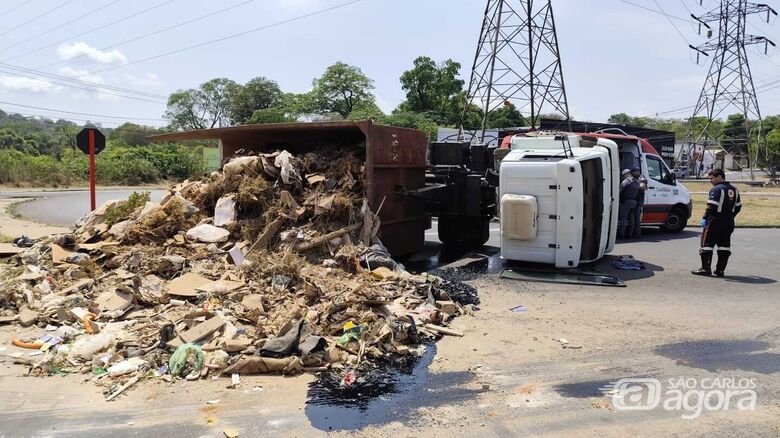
[185,224,229,243]
[213,195,237,227]
[169,343,204,377]
[69,332,116,361]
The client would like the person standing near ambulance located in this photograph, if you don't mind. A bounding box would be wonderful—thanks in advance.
[692,169,742,276]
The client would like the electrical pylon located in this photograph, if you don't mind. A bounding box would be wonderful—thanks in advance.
[461,0,571,141]
[682,0,776,178]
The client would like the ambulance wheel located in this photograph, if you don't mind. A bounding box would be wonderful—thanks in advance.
[660,208,686,233]
[438,216,490,248]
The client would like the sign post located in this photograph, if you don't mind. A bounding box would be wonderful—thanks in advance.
[76,128,106,212]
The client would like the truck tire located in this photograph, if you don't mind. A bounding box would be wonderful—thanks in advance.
[438,216,490,248]
[660,208,687,233]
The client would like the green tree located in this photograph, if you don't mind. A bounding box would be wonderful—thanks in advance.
[109,123,161,146]
[164,78,238,130]
[760,127,780,179]
[246,108,296,124]
[607,113,633,125]
[398,56,464,125]
[486,103,526,128]
[311,62,376,119]
[229,76,284,125]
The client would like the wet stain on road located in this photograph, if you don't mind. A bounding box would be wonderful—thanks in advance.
[655,340,780,374]
[553,379,618,398]
[305,344,478,431]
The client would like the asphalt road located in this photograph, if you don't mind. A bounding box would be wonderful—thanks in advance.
[0,189,166,226]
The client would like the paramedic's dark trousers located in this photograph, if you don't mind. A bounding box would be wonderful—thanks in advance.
[631,203,643,237]
[700,217,735,272]
[618,200,637,239]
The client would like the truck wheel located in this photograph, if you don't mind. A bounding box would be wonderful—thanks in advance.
[438,216,490,248]
[660,208,687,233]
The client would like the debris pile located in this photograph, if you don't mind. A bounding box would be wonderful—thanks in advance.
[0,148,476,399]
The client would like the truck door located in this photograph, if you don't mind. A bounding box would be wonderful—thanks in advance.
[643,154,676,223]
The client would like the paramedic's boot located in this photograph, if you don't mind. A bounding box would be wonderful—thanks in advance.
[714,250,730,277]
[691,251,713,276]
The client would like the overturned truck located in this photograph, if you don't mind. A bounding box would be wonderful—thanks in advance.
[151,120,498,253]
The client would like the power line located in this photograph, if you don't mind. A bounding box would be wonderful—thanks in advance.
[40,0,258,70]
[619,0,690,22]
[678,0,694,16]
[0,0,177,63]
[0,62,167,99]
[0,0,78,37]
[0,100,165,121]
[0,0,123,54]
[0,66,166,104]
[0,1,33,19]
[84,0,366,76]
[651,0,691,45]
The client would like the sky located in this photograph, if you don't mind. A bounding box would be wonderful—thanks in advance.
[0,0,779,128]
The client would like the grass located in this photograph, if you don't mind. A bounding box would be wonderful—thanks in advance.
[0,234,12,243]
[687,189,780,227]
[683,181,779,193]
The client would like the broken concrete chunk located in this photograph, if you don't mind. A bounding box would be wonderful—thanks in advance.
[186,224,230,243]
[19,307,38,327]
[167,272,211,297]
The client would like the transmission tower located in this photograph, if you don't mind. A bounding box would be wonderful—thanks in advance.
[462,0,570,140]
[681,0,776,178]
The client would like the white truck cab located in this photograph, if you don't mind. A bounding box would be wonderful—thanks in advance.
[500,134,619,268]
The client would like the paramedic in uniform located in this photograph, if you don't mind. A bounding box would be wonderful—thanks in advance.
[618,169,640,239]
[692,168,742,277]
[630,167,647,238]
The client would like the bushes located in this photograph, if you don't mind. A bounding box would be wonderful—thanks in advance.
[2,143,203,187]
[0,150,73,186]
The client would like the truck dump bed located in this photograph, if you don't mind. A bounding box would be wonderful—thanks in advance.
[149,121,429,256]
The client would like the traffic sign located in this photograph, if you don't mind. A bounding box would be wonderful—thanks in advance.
[76,128,105,155]
[76,128,105,211]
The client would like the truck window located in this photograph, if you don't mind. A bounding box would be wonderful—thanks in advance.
[647,155,673,185]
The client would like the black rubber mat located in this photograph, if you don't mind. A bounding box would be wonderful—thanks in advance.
[500,267,625,287]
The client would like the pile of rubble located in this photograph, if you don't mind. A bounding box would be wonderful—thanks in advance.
[0,148,476,400]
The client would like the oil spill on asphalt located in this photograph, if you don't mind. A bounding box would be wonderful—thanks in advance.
[305,344,478,431]
[655,340,780,374]
[553,379,619,398]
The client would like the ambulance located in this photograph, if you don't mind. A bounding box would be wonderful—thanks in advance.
[582,132,692,233]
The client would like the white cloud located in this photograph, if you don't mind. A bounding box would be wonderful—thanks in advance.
[57,42,127,64]
[57,67,117,101]
[0,76,57,93]
[58,66,105,84]
[122,73,163,87]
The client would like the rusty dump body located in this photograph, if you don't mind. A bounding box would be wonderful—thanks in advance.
[149,120,429,256]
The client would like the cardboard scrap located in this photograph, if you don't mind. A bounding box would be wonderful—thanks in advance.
[195,280,245,294]
[0,243,23,258]
[167,273,211,297]
[51,244,75,265]
[180,316,225,343]
[94,290,134,312]
[241,295,264,312]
